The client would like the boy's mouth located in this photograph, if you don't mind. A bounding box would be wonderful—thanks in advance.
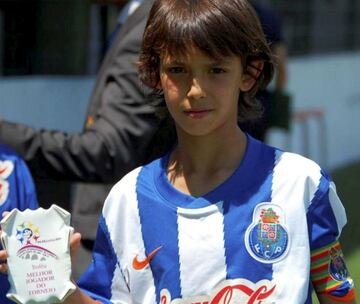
[184,109,213,118]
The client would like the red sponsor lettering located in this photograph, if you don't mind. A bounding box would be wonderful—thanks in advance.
[211,284,275,304]
[160,279,276,304]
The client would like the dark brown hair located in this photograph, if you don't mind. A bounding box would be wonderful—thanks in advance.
[138,0,274,123]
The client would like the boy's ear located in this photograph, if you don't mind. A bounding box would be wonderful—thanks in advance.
[239,59,264,92]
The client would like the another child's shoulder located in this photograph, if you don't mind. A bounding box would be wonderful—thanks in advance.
[0,144,21,161]
[0,144,24,176]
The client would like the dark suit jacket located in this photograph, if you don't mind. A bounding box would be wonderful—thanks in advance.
[0,0,156,183]
[0,0,156,239]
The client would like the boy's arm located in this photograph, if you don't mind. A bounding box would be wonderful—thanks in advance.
[310,240,356,303]
[62,233,99,304]
[63,286,100,304]
[307,178,356,303]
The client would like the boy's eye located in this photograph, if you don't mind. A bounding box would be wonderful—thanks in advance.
[167,67,186,74]
[210,67,226,74]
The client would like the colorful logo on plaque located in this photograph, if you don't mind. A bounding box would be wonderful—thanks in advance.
[16,222,40,245]
[16,222,58,260]
[329,247,349,281]
[245,203,289,263]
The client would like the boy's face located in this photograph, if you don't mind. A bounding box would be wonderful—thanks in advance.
[159,47,256,138]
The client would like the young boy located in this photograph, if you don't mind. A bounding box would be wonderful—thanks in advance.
[1,0,357,303]
[0,144,39,304]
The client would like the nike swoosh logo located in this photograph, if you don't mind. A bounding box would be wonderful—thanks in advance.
[132,246,162,270]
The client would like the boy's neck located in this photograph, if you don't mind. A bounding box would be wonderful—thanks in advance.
[167,128,247,197]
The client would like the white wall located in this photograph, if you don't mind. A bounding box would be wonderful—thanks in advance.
[0,76,94,133]
[268,51,360,170]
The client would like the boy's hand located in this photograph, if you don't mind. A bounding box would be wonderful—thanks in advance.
[0,248,8,273]
[70,232,82,267]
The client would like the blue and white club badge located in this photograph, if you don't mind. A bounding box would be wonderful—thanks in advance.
[245,203,289,263]
[329,247,349,281]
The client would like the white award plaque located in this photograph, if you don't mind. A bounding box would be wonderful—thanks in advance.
[0,204,76,304]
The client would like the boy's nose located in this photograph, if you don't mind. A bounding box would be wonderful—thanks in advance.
[187,78,206,99]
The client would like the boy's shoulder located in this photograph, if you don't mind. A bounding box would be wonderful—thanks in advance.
[254,137,323,178]
[256,137,327,183]
[263,144,333,211]
[270,146,330,194]
[275,149,322,174]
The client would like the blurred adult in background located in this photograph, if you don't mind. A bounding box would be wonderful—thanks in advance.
[241,2,288,141]
[0,0,156,278]
[0,144,38,303]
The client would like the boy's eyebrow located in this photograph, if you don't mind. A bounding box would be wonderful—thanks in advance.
[163,60,185,65]
[203,59,233,68]
[210,59,232,65]
[163,58,232,66]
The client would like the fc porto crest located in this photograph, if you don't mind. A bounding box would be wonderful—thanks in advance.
[245,203,289,263]
[329,246,349,281]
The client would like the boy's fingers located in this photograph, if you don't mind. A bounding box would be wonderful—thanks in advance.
[70,232,81,273]
[0,212,9,274]
[1,211,10,232]
[0,250,7,260]
[0,263,8,273]
[70,232,82,257]
[0,249,8,274]
[1,211,9,219]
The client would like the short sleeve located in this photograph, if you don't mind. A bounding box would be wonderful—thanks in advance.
[307,179,346,250]
[307,175,355,300]
[78,216,131,303]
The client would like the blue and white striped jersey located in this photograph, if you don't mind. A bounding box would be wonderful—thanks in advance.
[78,136,349,304]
